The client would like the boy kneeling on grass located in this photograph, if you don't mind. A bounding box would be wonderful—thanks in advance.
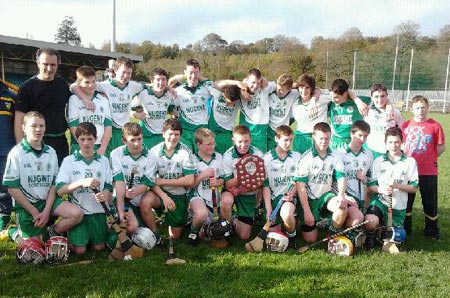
[56,122,113,255]
[364,127,418,252]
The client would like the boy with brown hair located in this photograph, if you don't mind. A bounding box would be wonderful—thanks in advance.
[402,95,445,240]
[68,66,112,155]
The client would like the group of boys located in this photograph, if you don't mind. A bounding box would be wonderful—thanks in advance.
[0,48,445,264]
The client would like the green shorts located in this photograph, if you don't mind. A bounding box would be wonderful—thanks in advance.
[263,195,298,226]
[160,194,188,228]
[111,197,145,227]
[293,132,312,154]
[214,131,233,155]
[106,127,123,156]
[68,213,108,246]
[369,199,406,227]
[14,197,64,238]
[235,193,258,218]
[143,134,164,150]
[297,192,335,224]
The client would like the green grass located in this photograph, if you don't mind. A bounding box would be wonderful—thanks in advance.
[2,112,450,298]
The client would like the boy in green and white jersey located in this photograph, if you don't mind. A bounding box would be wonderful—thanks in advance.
[110,123,158,239]
[364,83,404,159]
[291,74,329,154]
[295,122,362,244]
[131,67,174,149]
[262,125,301,249]
[170,59,216,151]
[208,85,241,154]
[67,66,112,156]
[338,120,373,211]
[187,128,225,245]
[220,125,264,240]
[56,122,112,255]
[3,111,82,243]
[267,74,299,151]
[140,119,196,241]
[72,57,144,155]
[328,79,371,150]
[365,127,418,241]
[239,68,276,153]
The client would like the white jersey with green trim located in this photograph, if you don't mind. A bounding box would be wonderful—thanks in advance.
[67,92,112,145]
[263,149,301,199]
[97,79,144,129]
[240,81,276,126]
[131,87,173,135]
[222,146,264,182]
[110,145,157,206]
[292,95,330,134]
[368,153,418,210]
[209,88,239,133]
[56,152,112,215]
[296,147,345,200]
[191,152,224,208]
[173,81,214,131]
[364,106,404,154]
[3,139,58,203]
[151,142,196,196]
[339,145,373,202]
[268,89,299,130]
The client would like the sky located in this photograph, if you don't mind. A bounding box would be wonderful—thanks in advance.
[1,0,450,50]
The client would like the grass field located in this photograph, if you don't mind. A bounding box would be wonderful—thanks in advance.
[1,112,450,298]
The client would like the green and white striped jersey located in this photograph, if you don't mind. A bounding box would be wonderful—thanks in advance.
[67,91,112,145]
[3,139,58,203]
[151,142,196,196]
[56,151,113,215]
[110,145,157,206]
[97,79,144,129]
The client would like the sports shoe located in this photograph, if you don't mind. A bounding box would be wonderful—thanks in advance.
[188,232,200,246]
[288,236,297,250]
[155,236,166,249]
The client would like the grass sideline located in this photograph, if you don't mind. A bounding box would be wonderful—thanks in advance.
[1,112,450,298]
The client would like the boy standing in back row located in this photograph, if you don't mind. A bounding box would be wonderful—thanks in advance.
[402,95,445,240]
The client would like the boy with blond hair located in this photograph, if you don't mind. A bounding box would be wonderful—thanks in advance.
[3,112,83,244]
[187,128,224,245]
[68,66,112,155]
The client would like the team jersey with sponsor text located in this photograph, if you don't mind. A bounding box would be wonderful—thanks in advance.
[173,80,215,131]
[191,152,224,208]
[364,106,404,154]
[239,82,276,136]
[67,91,112,145]
[56,151,112,215]
[110,145,157,206]
[97,79,144,129]
[3,139,58,203]
[368,153,418,210]
[292,95,330,135]
[328,96,371,141]
[295,146,346,200]
[150,142,196,196]
[263,149,301,199]
[268,89,299,131]
[338,145,373,202]
[131,86,173,136]
[208,88,239,133]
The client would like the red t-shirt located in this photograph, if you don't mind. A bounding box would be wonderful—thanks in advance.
[402,118,445,175]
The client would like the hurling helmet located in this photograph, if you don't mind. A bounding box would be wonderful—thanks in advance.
[131,227,157,250]
[328,235,354,256]
[265,231,289,252]
[16,238,46,265]
[45,236,70,264]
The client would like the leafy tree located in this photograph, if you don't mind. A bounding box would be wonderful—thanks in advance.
[200,33,228,53]
[54,16,81,46]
